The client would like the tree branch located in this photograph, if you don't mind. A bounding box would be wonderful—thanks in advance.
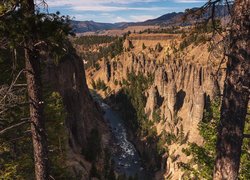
[0,118,30,135]
[0,0,19,19]
[0,69,25,104]
[243,134,250,138]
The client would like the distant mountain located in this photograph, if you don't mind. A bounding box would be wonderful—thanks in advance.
[71,21,118,33]
[134,12,184,26]
[131,5,229,26]
[72,5,229,33]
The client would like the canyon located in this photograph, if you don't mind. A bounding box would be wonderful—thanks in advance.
[1,1,249,179]
[85,32,226,179]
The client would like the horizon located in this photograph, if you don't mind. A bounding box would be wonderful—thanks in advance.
[45,0,206,23]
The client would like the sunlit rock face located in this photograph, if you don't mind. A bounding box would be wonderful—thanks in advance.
[104,51,221,142]
[94,47,224,178]
[85,34,225,179]
[145,86,159,120]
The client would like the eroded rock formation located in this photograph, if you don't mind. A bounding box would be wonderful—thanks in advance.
[86,35,225,179]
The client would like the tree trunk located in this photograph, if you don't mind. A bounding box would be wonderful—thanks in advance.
[25,45,49,180]
[213,0,250,179]
[23,0,49,179]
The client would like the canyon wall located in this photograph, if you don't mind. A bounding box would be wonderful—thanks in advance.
[89,36,225,179]
[44,48,110,179]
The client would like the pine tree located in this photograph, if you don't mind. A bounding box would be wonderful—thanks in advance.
[213,0,250,178]
[0,1,72,179]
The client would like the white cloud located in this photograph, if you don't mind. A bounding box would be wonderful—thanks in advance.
[46,0,162,7]
[45,0,172,12]
[71,13,128,22]
[72,5,171,12]
[71,14,99,21]
[44,0,200,23]
[173,0,206,3]
[70,12,157,23]
[129,15,155,22]
[113,16,128,22]
[46,0,204,9]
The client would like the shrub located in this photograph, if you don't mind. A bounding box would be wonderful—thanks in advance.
[95,78,107,91]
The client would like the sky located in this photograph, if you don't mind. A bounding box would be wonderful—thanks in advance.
[44,0,207,23]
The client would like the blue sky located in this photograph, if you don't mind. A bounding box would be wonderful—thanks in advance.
[45,0,206,23]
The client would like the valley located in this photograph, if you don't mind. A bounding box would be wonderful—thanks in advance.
[0,1,249,180]
[74,20,249,179]
[75,26,224,179]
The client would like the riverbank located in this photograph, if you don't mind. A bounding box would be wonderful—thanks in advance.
[105,94,166,179]
[91,91,150,179]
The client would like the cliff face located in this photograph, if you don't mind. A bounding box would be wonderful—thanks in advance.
[44,50,109,179]
[108,50,223,140]
[88,35,225,178]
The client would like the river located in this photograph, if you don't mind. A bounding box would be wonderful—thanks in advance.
[100,102,151,179]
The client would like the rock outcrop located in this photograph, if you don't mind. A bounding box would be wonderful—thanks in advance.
[45,48,109,179]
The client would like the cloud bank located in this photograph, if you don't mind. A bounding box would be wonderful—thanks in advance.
[45,0,205,23]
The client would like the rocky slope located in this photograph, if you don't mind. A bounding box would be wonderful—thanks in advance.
[87,33,226,179]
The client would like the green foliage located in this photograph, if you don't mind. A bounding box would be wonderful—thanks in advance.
[181,148,191,156]
[91,79,96,89]
[181,32,187,38]
[91,78,107,91]
[178,124,188,145]
[0,7,74,177]
[94,62,100,71]
[155,42,163,52]
[194,20,222,33]
[140,26,184,34]
[115,71,154,133]
[199,98,220,152]
[179,33,207,51]
[0,89,72,179]
[0,56,33,179]
[0,49,19,84]
[0,1,17,15]
[152,109,161,123]
[163,131,177,146]
[179,21,222,52]
[0,9,73,63]
[74,35,116,46]
[44,91,72,179]
[157,134,167,156]
[180,98,220,179]
[142,43,146,50]
[114,79,119,86]
[75,36,125,69]
[95,78,107,91]
[112,71,165,169]
[0,2,79,179]
[181,98,250,179]
[104,36,123,57]
[146,126,158,144]
[239,109,250,180]
[0,138,34,179]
